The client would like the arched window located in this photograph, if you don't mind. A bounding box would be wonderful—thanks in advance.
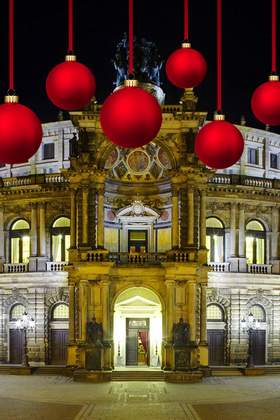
[250,304,266,322]
[206,218,225,263]
[51,217,70,262]
[10,304,25,321]
[52,303,69,320]
[10,219,30,263]
[207,304,224,321]
[246,220,265,264]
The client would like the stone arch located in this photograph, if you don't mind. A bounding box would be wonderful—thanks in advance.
[112,284,165,312]
[5,216,30,232]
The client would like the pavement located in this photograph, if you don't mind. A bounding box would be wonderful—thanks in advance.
[0,375,280,419]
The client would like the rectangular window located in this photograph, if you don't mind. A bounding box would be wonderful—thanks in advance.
[0,163,5,168]
[43,143,55,160]
[270,153,278,169]
[248,148,259,165]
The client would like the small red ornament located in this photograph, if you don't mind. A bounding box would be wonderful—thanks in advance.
[166,43,207,88]
[100,81,162,148]
[251,75,280,126]
[0,95,42,164]
[194,116,244,169]
[46,55,96,111]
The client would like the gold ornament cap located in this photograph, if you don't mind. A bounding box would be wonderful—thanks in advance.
[214,113,225,121]
[65,54,77,62]
[269,74,279,81]
[182,42,191,48]
[124,79,139,87]
[4,94,19,103]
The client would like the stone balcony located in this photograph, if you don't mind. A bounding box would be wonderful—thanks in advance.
[208,174,280,189]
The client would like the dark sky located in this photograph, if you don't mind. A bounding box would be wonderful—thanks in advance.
[0,0,279,132]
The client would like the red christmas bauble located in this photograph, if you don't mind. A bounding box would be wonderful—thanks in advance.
[251,80,280,126]
[46,61,96,111]
[194,119,244,169]
[0,102,42,164]
[100,86,162,148]
[166,46,207,88]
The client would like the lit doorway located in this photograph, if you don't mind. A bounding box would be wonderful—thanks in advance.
[114,287,162,368]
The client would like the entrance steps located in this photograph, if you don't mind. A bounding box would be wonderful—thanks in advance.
[112,368,165,381]
[210,366,243,376]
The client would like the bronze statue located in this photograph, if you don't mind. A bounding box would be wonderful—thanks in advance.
[172,318,189,346]
[86,316,103,345]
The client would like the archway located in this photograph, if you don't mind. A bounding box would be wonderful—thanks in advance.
[113,287,162,368]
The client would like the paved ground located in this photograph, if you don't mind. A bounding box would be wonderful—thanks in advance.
[0,375,280,419]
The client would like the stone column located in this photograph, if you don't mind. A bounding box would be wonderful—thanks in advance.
[69,282,75,342]
[82,188,88,246]
[238,205,245,257]
[30,204,38,257]
[200,190,206,249]
[187,188,194,246]
[0,208,5,269]
[97,185,105,248]
[70,190,77,248]
[188,281,196,342]
[230,203,237,257]
[171,187,179,248]
[101,280,110,338]
[200,284,207,344]
[166,279,175,340]
[79,280,88,342]
[38,203,46,257]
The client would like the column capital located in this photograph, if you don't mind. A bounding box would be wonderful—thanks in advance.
[165,278,176,286]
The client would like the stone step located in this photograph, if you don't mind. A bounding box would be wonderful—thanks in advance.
[33,366,74,376]
[210,367,243,376]
[111,370,165,382]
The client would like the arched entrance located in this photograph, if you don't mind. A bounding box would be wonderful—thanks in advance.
[113,287,162,368]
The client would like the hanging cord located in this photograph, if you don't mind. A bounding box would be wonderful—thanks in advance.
[272,0,277,73]
[216,0,222,113]
[68,0,74,53]
[184,0,189,41]
[9,0,14,92]
[128,0,134,75]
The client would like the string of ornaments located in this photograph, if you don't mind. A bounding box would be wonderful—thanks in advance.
[0,0,279,167]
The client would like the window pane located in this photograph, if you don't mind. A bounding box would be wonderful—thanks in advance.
[214,235,224,262]
[246,236,254,264]
[129,231,147,241]
[53,304,69,319]
[251,305,265,321]
[52,235,62,262]
[43,143,55,160]
[207,305,223,320]
[53,217,70,228]
[11,304,25,320]
[22,236,30,263]
[206,217,224,228]
[65,235,70,262]
[206,235,211,263]
[248,148,259,165]
[11,238,20,263]
[270,153,278,169]
[256,238,265,264]
[246,220,264,231]
[12,219,29,230]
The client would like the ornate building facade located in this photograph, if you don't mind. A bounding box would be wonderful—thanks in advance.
[0,80,280,373]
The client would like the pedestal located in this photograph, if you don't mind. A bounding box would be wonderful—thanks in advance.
[173,346,191,371]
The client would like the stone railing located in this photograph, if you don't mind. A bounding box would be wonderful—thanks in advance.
[81,250,110,263]
[3,263,28,273]
[46,262,68,272]
[109,252,167,265]
[209,174,277,189]
[0,174,68,188]
[247,264,272,274]
[209,262,231,272]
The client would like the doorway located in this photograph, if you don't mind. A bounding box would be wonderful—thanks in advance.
[126,318,149,366]
[50,329,69,365]
[207,330,225,365]
[128,230,148,253]
[252,330,266,365]
[9,329,24,364]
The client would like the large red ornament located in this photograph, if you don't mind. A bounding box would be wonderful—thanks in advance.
[46,59,96,111]
[166,44,207,88]
[195,118,244,169]
[0,99,42,164]
[251,77,280,126]
[100,85,162,148]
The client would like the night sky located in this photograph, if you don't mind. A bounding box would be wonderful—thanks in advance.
[0,0,279,133]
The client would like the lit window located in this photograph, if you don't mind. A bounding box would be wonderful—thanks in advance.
[207,304,224,321]
[246,220,265,264]
[206,218,225,263]
[10,219,30,264]
[250,305,265,322]
[52,304,69,320]
[10,304,25,321]
[248,148,259,165]
[51,217,70,262]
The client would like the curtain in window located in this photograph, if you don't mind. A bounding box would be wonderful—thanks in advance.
[52,235,62,262]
